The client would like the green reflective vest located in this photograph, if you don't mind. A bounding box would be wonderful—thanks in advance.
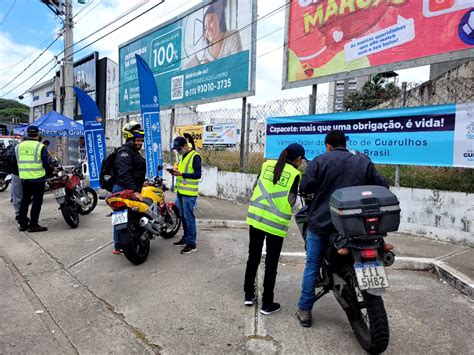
[176,150,200,197]
[246,160,301,237]
[15,140,46,180]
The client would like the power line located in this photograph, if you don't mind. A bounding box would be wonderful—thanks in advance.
[0,35,61,92]
[0,32,60,71]
[13,1,290,101]
[4,0,165,99]
[73,0,95,20]
[1,0,156,98]
[0,0,17,25]
[1,58,57,98]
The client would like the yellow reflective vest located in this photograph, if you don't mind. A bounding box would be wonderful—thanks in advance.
[246,160,301,237]
[176,150,200,196]
[15,140,46,180]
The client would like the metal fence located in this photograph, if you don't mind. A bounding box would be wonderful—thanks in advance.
[158,95,330,173]
[108,64,473,192]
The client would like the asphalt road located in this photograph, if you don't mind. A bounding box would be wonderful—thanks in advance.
[0,193,472,354]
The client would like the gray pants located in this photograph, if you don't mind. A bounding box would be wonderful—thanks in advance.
[11,174,22,218]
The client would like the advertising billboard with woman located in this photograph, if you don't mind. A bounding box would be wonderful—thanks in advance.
[119,0,256,114]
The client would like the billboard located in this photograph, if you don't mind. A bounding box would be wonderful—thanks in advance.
[203,123,237,146]
[74,52,97,100]
[175,125,204,148]
[119,0,257,114]
[175,123,238,147]
[283,1,474,89]
[265,102,474,168]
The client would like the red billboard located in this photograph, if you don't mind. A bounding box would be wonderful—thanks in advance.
[284,0,474,87]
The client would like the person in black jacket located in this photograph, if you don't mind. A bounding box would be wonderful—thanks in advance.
[111,121,146,254]
[296,130,387,327]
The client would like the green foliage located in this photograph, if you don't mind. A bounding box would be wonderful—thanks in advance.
[376,165,474,193]
[0,98,29,123]
[344,74,401,111]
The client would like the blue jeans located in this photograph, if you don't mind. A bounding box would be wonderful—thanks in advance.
[11,174,22,218]
[112,184,125,249]
[298,229,327,311]
[175,194,197,248]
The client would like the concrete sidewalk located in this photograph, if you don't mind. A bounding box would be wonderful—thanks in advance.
[0,192,473,354]
[194,196,474,299]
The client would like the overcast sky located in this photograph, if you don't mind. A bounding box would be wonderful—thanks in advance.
[0,0,430,111]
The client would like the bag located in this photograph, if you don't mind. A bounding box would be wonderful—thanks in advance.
[99,148,120,192]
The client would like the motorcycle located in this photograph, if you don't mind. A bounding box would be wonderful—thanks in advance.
[47,164,98,228]
[105,176,181,265]
[295,185,399,354]
[0,171,10,192]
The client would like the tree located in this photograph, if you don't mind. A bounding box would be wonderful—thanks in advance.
[344,74,401,111]
[0,98,29,123]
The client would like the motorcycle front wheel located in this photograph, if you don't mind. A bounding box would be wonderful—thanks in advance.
[60,203,79,228]
[77,187,98,215]
[160,204,181,239]
[342,267,389,354]
[118,221,150,265]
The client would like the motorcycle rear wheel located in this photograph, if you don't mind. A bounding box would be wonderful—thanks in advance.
[60,203,79,228]
[77,187,98,215]
[119,222,150,265]
[160,204,181,239]
[342,267,389,354]
[0,177,9,192]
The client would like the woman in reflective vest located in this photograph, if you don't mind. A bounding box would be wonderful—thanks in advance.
[170,136,201,254]
[244,143,306,315]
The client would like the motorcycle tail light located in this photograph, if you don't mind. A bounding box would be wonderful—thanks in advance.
[383,243,394,251]
[109,201,126,210]
[337,247,349,255]
[361,249,378,259]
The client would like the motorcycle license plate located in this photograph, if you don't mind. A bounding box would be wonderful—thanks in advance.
[111,210,128,225]
[53,188,66,198]
[354,262,389,290]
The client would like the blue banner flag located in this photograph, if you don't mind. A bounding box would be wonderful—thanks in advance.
[73,86,107,189]
[135,54,163,178]
[266,103,474,168]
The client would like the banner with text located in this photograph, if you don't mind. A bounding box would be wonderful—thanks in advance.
[285,1,474,87]
[136,55,163,178]
[266,103,474,168]
[119,0,256,113]
[73,86,106,189]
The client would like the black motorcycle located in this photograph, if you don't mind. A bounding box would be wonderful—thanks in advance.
[295,185,399,354]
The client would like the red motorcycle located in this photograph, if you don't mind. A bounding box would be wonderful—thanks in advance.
[47,164,98,228]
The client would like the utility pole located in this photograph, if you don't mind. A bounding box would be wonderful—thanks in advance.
[41,0,74,164]
[63,0,74,121]
[62,0,74,164]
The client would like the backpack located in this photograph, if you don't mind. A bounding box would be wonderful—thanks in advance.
[99,148,120,192]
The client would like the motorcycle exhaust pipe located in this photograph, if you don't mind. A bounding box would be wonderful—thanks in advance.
[139,217,161,235]
[382,250,395,267]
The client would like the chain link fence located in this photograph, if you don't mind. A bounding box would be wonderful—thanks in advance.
[158,95,329,173]
[107,62,473,192]
[373,63,474,193]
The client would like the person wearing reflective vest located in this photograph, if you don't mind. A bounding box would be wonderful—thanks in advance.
[170,136,201,255]
[13,126,52,233]
[244,143,306,315]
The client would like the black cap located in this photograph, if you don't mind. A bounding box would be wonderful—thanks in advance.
[26,125,40,136]
[172,137,187,150]
[286,143,306,161]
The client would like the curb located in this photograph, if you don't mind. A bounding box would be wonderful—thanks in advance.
[269,253,473,299]
[197,219,247,229]
[200,219,473,299]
